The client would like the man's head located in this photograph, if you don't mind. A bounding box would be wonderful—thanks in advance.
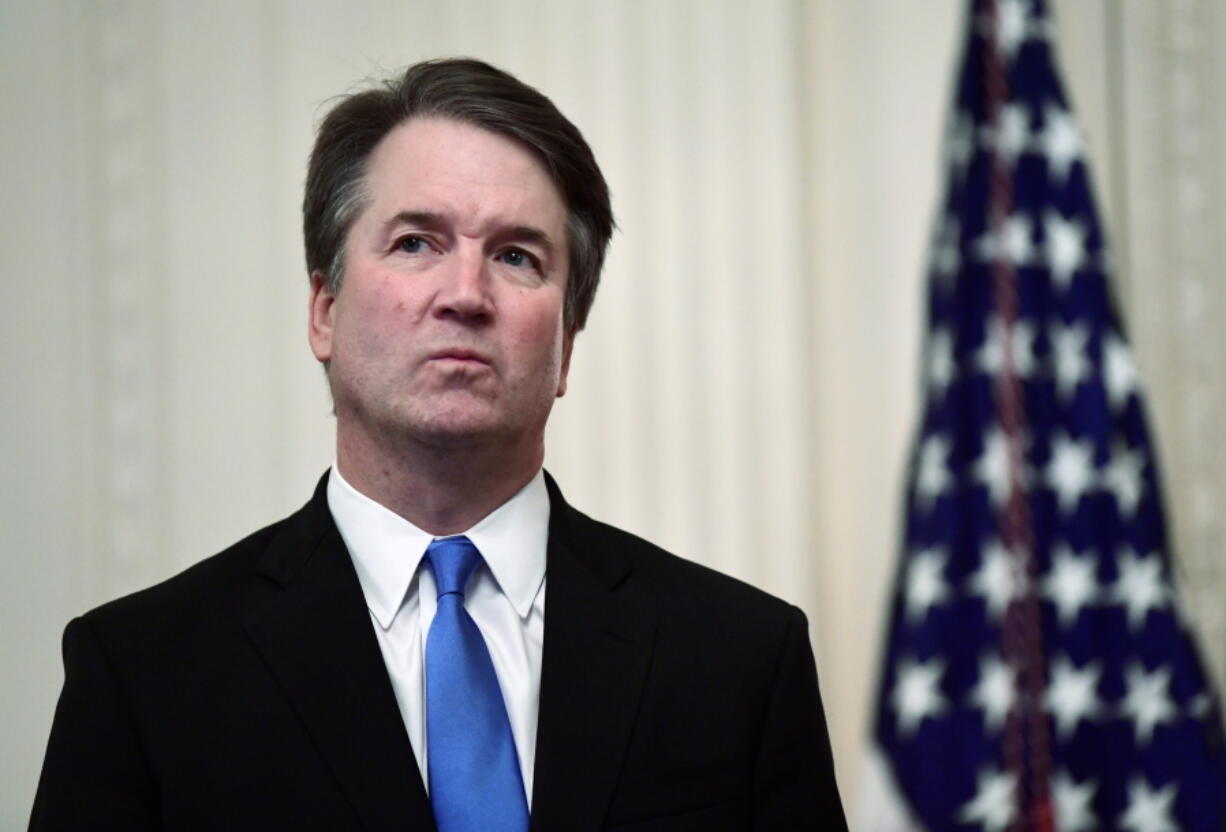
[304,60,613,466]
[303,58,613,335]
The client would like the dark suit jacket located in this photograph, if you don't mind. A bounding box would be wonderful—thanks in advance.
[31,472,845,830]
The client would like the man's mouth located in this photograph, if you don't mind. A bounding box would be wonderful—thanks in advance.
[428,348,492,366]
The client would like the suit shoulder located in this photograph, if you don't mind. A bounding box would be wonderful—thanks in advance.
[79,503,310,646]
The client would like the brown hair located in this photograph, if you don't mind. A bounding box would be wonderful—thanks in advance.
[303,57,614,333]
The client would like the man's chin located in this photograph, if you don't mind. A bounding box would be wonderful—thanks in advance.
[347,394,542,453]
[408,421,501,450]
[390,405,507,449]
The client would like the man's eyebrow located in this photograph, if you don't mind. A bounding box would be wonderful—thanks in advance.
[496,225,557,253]
[384,211,557,253]
[382,210,446,232]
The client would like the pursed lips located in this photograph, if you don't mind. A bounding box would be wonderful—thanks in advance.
[427,348,493,367]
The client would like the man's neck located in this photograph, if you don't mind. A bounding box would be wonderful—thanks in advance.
[334,430,543,536]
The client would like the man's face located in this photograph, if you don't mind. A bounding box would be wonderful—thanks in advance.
[309,117,573,453]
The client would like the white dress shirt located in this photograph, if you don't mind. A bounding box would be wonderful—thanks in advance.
[327,464,548,805]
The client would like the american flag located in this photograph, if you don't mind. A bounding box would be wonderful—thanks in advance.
[872,0,1226,829]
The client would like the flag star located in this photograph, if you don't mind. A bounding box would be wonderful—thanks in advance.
[1189,692,1212,719]
[1001,213,1035,265]
[977,317,1036,378]
[975,426,1019,507]
[927,328,955,398]
[980,102,1033,163]
[1000,213,1029,264]
[1108,548,1169,631]
[958,767,1017,832]
[976,212,1035,266]
[915,434,953,509]
[931,216,962,288]
[891,656,948,736]
[1052,771,1098,832]
[1049,320,1091,400]
[1038,104,1084,184]
[969,653,1017,732]
[904,547,951,623]
[968,540,1028,621]
[1043,545,1099,628]
[1120,663,1178,746]
[975,0,1039,64]
[1119,777,1179,832]
[995,0,1035,60]
[947,114,976,179]
[1046,433,1096,515]
[1044,655,1103,740]
[1044,210,1087,290]
[1103,442,1146,520]
[1102,333,1140,411]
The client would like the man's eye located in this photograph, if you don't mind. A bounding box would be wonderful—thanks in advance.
[396,236,429,254]
[499,249,537,269]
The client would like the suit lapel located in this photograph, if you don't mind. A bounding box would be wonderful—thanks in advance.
[531,477,657,831]
[243,476,435,831]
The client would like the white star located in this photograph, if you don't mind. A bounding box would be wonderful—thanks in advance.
[1190,692,1212,719]
[1003,212,1035,265]
[1045,655,1103,740]
[927,328,955,398]
[931,216,962,289]
[1120,663,1178,746]
[1043,545,1099,628]
[978,317,1036,378]
[891,656,948,736]
[1044,210,1087,290]
[995,0,1035,60]
[1108,548,1169,631]
[1052,770,1098,832]
[975,0,1040,63]
[980,102,1033,163]
[1119,776,1179,832]
[1049,320,1091,400]
[947,114,976,180]
[1102,442,1146,520]
[915,434,953,510]
[976,212,1035,266]
[975,426,1015,507]
[1038,104,1084,184]
[968,540,1028,621]
[958,767,1017,832]
[905,547,951,623]
[1102,333,1140,411]
[1046,433,1096,515]
[970,653,1017,732]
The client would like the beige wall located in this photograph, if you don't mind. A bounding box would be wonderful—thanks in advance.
[4,1,1224,826]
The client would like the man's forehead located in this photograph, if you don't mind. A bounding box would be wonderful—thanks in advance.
[366,118,555,192]
[359,117,567,232]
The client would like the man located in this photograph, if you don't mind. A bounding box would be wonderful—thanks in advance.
[32,58,845,830]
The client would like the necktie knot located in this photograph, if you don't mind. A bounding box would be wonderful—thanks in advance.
[426,536,482,599]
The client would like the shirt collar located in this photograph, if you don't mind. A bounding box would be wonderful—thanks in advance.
[463,471,550,620]
[327,464,549,629]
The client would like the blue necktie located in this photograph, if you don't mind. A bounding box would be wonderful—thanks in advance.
[424,536,529,832]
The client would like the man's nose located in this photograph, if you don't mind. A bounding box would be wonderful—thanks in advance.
[435,247,494,323]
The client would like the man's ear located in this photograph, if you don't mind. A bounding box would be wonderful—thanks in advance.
[556,328,576,398]
[308,271,336,364]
